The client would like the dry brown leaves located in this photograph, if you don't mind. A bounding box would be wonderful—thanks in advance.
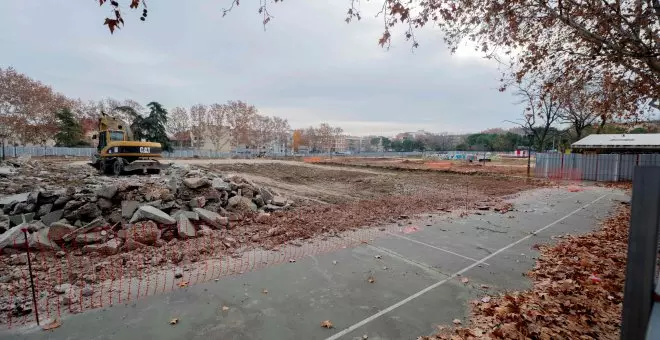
[422,206,630,340]
[42,318,62,331]
[321,320,334,328]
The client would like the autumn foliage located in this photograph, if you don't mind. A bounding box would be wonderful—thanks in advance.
[423,204,631,339]
[0,67,73,145]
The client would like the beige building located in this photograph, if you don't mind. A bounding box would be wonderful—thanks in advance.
[172,126,232,152]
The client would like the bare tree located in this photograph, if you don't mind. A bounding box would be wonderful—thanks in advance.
[271,116,291,153]
[189,104,209,149]
[509,80,562,153]
[224,100,258,148]
[167,107,191,148]
[207,103,231,151]
[251,114,274,151]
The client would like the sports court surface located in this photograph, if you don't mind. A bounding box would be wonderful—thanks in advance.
[2,186,626,340]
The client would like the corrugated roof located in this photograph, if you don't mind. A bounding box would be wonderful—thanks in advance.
[572,133,660,149]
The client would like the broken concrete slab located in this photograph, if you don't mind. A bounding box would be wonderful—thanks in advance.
[129,205,176,225]
[36,203,53,218]
[0,225,27,250]
[83,238,122,255]
[97,198,113,210]
[227,196,258,212]
[62,217,107,242]
[121,200,139,219]
[52,196,71,209]
[171,210,199,221]
[41,209,64,226]
[125,221,160,245]
[96,185,118,200]
[0,192,29,206]
[212,178,231,191]
[183,177,210,189]
[121,238,146,251]
[29,228,61,251]
[75,202,102,221]
[75,231,106,244]
[193,208,229,229]
[9,213,34,226]
[189,196,206,209]
[176,215,196,239]
[47,223,76,242]
[271,196,287,207]
[259,188,274,203]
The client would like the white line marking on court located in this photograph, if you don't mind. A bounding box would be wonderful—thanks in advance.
[385,231,490,266]
[361,242,450,279]
[324,193,608,340]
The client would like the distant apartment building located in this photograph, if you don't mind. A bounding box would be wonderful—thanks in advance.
[171,126,232,153]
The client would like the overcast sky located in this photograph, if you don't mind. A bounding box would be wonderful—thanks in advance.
[0,1,524,136]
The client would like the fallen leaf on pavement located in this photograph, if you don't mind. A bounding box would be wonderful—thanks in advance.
[169,318,179,325]
[321,320,334,328]
[42,319,61,331]
[460,277,469,284]
[222,306,229,311]
[178,281,189,288]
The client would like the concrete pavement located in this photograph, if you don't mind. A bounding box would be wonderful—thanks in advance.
[2,186,627,340]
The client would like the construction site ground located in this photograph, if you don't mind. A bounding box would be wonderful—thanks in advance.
[0,159,627,339]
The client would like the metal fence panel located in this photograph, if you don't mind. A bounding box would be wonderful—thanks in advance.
[533,152,660,182]
[620,155,637,181]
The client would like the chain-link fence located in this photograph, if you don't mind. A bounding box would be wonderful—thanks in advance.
[0,146,428,160]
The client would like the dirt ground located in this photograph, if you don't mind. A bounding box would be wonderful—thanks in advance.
[307,156,533,176]
[203,162,541,206]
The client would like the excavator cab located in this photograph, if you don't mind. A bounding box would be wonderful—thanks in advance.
[96,130,126,151]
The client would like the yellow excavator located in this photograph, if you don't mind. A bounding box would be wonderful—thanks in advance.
[89,113,169,175]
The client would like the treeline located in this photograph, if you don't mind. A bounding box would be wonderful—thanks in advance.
[292,123,344,152]
[0,67,290,151]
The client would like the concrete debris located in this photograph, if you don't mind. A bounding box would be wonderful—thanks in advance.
[183,177,210,189]
[47,223,76,242]
[130,205,176,225]
[271,196,288,207]
[29,228,61,251]
[194,208,228,229]
[53,283,72,294]
[121,200,140,219]
[227,196,257,212]
[126,221,161,245]
[81,285,94,297]
[176,215,196,239]
[41,209,63,226]
[83,238,122,255]
[96,185,118,200]
[212,178,231,191]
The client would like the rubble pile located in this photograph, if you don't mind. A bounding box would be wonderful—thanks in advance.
[0,162,294,256]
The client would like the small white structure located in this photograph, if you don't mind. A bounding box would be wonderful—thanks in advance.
[572,134,660,152]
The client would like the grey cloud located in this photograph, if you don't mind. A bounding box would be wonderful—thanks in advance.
[0,0,524,135]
